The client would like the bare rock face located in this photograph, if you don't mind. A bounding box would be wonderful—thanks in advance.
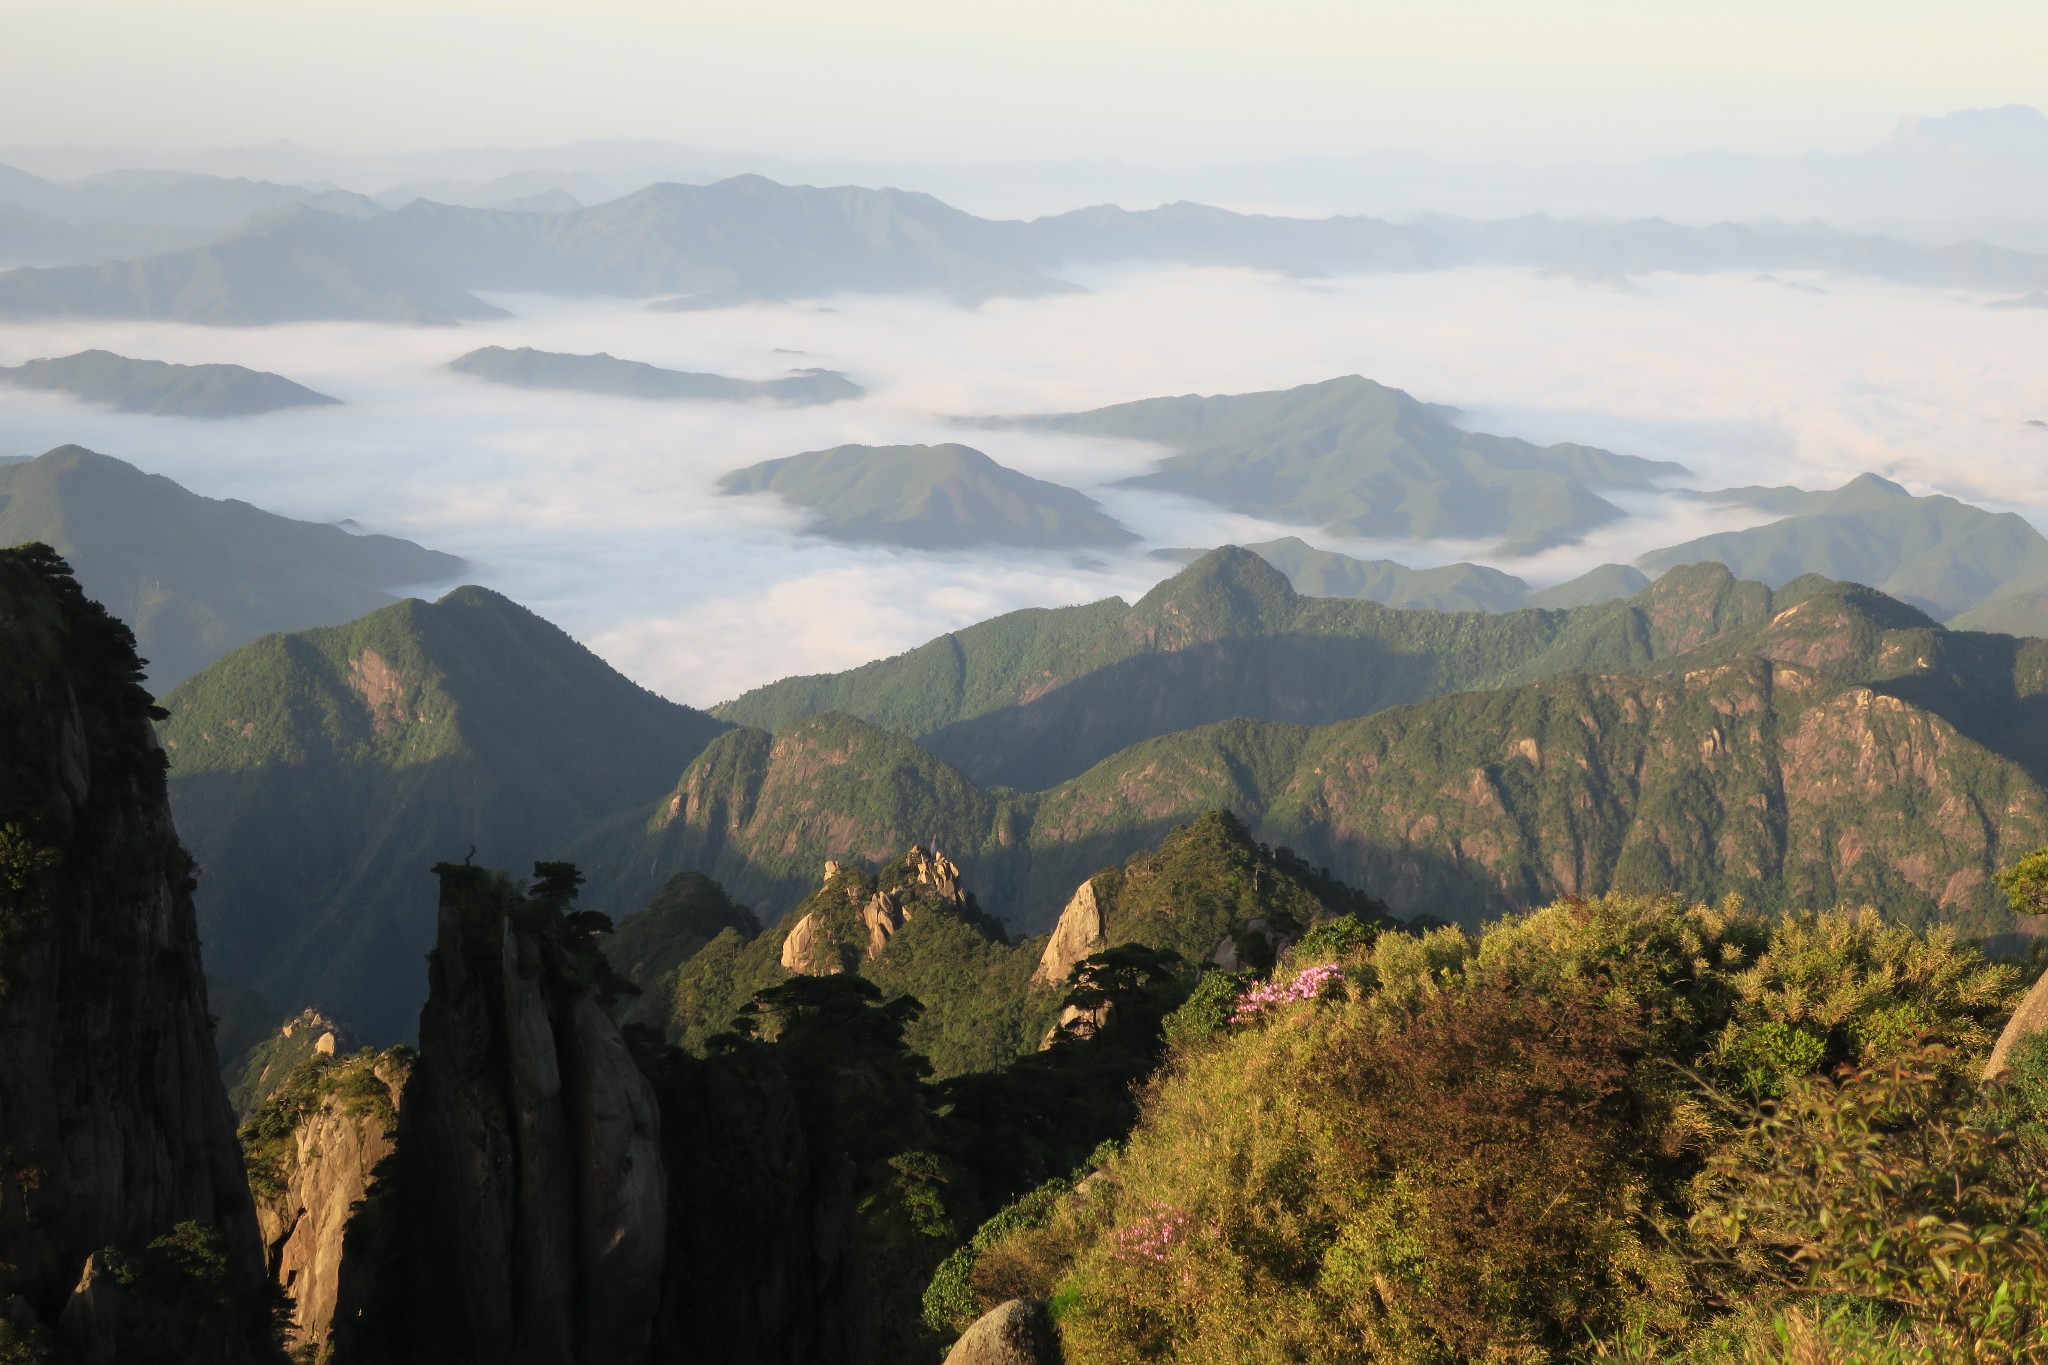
[1987,968,2048,1078]
[397,865,667,1365]
[905,844,967,905]
[780,911,847,975]
[945,1298,1063,1365]
[0,546,260,1323]
[860,892,909,958]
[1034,878,1108,987]
[251,1052,408,1359]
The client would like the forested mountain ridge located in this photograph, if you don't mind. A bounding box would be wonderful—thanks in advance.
[160,585,730,1041]
[593,648,2046,938]
[714,550,1813,790]
[978,375,1687,554]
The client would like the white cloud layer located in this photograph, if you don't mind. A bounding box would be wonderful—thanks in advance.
[1,264,2043,706]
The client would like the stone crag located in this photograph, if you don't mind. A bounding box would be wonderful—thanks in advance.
[0,544,261,1325]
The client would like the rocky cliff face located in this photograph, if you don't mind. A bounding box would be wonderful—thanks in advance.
[245,1049,408,1360]
[395,864,666,1365]
[0,544,261,1322]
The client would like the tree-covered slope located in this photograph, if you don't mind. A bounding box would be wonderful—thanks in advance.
[160,585,729,1041]
[719,443,1136,550]
[1645,474,2048,627]
[606,572,2048,938]
[0,445,461,685]
[713,550,1793,792]
[0,348,340,417]
[447,345,862,405]
[978,375,1688,555]
[1158,537,1651,612]
[622,653,2048,939]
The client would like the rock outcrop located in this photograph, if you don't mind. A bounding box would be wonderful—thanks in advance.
[780,910,846,975]
[1033,878,1107,986]
[0,544,260,1324]
[248,1050,408,1359]
[1986,968,2048,1078]
[944,1298,1064,1365]
[782,846,974,976]
[396,864,666,1365]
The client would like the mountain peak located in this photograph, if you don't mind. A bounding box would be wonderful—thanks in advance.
[1133,546,1300,638]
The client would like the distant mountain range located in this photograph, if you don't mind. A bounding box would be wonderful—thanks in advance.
[719,442,1136,550]
[0,446,459,685]
[15,105,2048,234]
[1152,473,2048,632]
[0,348,339,417]
[981,375,1688,555]
[7,173,2048,324]
[447,344,862,404]
[1155,538,1649,613]
[0,163,380,266]
[158,547,2048,1041]
[1649,474,2048,632]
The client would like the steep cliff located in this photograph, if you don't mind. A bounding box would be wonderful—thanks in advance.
[242,1049,409,1360]
[0,544,261,1320]
[395,863,666,1365]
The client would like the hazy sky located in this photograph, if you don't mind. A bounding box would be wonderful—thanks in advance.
[6,0,2046,164]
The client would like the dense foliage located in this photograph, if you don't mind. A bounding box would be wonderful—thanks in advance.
[957,894,2033,1362]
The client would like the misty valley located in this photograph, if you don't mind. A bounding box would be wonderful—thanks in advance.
[8,64,2048,1365]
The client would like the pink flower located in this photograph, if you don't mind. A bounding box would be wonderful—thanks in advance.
[1112,1205,1190,1264]
[1228,964,1344,1025]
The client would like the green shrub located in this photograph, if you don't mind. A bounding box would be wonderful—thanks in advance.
[965,894,2031,1364]
[1159,970,1243,1052]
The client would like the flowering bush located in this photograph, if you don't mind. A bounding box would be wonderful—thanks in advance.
[1229,963,1344,1025]
[1111,1205,1189,1264]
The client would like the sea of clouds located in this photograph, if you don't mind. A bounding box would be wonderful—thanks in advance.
[1,262,2043,706]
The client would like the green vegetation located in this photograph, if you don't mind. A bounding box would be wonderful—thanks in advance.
[615,611,2048,937]
[161,584,728,1041]
[0,348,338,417]
[981,375,1688,554]
[956,894,2030,1362]
[447,345,862,405]
[105,1223,293,1365]
[710,550,1795,792]
[1650,473,2048,629]
[0,445,460,685]
[223,1009,362,1116]
[718,442,1136,549]
[238,1048,408,1200]
[631,811,1389,1078]
[1160,539,1651,613]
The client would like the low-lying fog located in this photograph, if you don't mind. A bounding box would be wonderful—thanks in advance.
[2,263,2043,705]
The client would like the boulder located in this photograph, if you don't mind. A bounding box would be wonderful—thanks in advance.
[779,912,846,975]
[1034,879,1107,987]
[1986,967,2048,1078]
[906,845,968,905]
[860,891,910,958]
[944,1298,1062,1365]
